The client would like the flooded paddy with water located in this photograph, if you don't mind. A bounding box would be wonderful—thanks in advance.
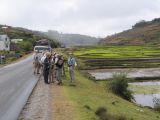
[129,82,160,108]
[88,68,160,80]
[88,68,160,108]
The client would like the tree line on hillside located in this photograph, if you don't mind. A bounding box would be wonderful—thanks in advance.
[133,18,160,28]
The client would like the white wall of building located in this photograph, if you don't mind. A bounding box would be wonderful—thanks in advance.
[0,35,10,51]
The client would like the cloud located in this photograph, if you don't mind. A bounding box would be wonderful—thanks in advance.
[0,0,160,37]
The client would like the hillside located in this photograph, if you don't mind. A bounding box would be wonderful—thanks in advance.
[43,30,100,47]
[100,18,160,45]
[0,25,59,48]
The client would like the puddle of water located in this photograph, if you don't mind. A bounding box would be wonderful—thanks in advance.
[129,81,160,86]
[134,94,160,108]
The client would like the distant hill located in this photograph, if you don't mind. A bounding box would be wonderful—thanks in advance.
[42,30,100,47]
[100,18,160,45]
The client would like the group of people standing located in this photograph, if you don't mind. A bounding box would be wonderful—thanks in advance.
[33,50,77,85]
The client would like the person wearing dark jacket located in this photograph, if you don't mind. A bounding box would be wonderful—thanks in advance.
[43,52,51,84]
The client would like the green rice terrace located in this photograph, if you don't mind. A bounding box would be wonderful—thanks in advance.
[74,45,160,69]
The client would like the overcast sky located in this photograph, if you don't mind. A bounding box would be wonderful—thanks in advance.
[0,0,160,37]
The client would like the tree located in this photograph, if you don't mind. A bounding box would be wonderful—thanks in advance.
[18,41,33,52]
[133,20,147,28]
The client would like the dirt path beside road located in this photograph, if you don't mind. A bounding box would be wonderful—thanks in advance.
[50,84,75,120]
[19,76,75,120]
[18,78,51,120]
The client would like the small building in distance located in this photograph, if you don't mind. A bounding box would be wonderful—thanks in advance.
[11,39,23,43]
[0,34,10,51]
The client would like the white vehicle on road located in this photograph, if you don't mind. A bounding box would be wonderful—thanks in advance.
[34,46,52,53]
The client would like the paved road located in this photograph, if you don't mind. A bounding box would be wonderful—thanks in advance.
[0,55,39,120]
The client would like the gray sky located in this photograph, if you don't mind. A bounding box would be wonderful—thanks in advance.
[0,0,160,37]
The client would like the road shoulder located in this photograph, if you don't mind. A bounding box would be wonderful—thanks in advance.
[50,83,75,120]
[18,78,51,120]
[18,77,75,120]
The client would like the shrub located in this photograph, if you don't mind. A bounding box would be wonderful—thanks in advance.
[118,116,127,120]
[153,98,160,112]
[95,107,107,116]
[95,107,127,120]
[18,41,33,52]
[109,73,134,101]
[133,20,148,28]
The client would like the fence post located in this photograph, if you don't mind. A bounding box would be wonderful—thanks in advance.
[0,55,2,64]
[0,55,5,64]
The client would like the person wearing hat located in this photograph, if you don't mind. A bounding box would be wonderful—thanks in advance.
[67,53,77,84]
[43,52,51,84]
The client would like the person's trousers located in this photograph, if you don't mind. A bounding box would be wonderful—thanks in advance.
[49,68,55,83]
[69,66,75,82]
[56,68,62,83]
[34,61,41,73]
[44,68,49,84]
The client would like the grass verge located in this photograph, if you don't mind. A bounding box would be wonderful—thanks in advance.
[54,48,160,120]
[62,70,160,120]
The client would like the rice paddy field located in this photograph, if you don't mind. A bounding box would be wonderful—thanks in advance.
[74,45,160,58]
[73,45,160,69]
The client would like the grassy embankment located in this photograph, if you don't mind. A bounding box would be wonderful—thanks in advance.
[54,47,160,120]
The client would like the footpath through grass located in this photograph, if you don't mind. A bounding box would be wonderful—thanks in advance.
[62,70,160,120]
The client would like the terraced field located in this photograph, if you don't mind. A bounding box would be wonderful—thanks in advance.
[74,45,160,69]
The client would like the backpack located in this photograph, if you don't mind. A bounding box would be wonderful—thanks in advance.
[52,56,56,64]
[57,58,64,66]
[68,58,75,66]
[40,55,46,64]
[34,55,39,61]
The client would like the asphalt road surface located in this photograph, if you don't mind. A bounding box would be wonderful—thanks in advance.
[0,55,39,120]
